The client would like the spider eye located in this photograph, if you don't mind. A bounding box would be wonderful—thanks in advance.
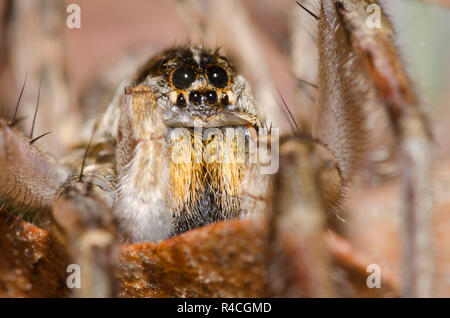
[207,66,228,88]
[176,93,186,107]
[172,65,196,89]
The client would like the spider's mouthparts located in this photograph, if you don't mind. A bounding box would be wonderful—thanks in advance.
[164,110,257,128]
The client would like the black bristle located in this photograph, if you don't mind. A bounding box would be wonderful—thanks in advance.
[277,90,301,136]
[29,77,42,140]
[30,131,51,145]
[296,1,319,20]
[11,70,28,126]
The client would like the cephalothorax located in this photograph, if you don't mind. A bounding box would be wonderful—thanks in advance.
[99,46,271,242]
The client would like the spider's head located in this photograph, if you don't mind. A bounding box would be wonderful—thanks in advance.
[135,46,262,128]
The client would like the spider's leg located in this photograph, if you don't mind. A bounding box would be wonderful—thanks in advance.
[313,0,433,297]
[52,176,118,298]
[332,0,433,297]
[0,119,69,218]
[266,137,341,297]
[0,117,119,297]
[51,109,119,297]
[314,0,371,186]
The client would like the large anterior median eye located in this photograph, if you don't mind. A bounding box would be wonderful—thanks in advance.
[207,66,228,88]
[172,65,196,89]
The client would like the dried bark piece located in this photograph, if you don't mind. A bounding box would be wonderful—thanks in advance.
[0,211,69,297]
[118,219,266,298]
[0,209,399,297]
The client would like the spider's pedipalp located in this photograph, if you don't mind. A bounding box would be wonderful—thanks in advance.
[114,86,173,242]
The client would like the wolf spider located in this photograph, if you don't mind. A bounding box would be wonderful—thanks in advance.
[0,0,434,297]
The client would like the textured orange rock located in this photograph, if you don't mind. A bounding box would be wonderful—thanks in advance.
[0,210,398,297]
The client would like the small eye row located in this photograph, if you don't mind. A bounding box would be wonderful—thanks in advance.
[176,91,229,108]
[171,65,229,89]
